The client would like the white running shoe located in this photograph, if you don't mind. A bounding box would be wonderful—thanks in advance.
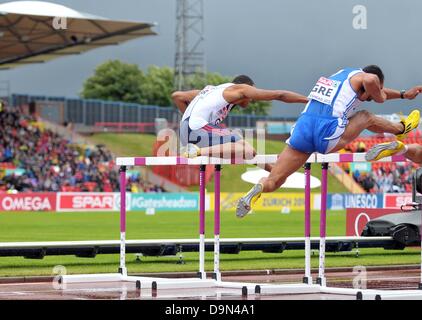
[182,143,201,158]
[236,183,263,218]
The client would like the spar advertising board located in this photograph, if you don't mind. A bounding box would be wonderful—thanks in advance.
[0,193,56,211]
[384,193,413,209]
[57,192,115,212]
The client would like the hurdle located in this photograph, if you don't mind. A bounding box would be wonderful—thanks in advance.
[60,152,422,300]
[253,153,422,300]
[317,155,422,300]
[115,154,324,295]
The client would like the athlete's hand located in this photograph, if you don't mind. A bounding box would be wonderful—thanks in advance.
[404,86,422,100]
[359,91,371,102]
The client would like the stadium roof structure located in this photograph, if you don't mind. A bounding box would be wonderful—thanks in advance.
[0,1,157,70]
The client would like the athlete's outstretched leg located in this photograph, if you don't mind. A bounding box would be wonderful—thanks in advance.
[366,141,422,163]
[236,146,310,217]
[365,140,406,161]
[329,110,418,153]
[259,146,310,192]
[185,140,273,172]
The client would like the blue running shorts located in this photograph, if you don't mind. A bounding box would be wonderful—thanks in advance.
[286,113,340,154]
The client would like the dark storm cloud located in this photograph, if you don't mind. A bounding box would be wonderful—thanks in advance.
[1,0,421,117]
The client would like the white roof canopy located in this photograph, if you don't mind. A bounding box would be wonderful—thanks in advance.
[0,1,157,69]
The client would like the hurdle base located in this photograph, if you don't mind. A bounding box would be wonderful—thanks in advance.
[215,281,259,292]
[374,293,422,300]
[358,288,422,300]
[150,278,217,290]
[316,277,326,287]
[58,272,271,297]
[197,272,207,280]
[319,286,366,297]
[118,267,127,275]
[59,273,258,293]
[60,273,124,285]
[254,283,321,295]
[59,273,422,300]
[212,272,221,282]
[302,276,313,285]
[60,273,215,289]
[320,286,422,300]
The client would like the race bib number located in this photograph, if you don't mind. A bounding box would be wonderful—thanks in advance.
[198,85,215,97]
[308,77,341,105]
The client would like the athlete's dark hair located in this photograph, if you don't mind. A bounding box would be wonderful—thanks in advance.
[363,65,384,83]
[232,75,255,86]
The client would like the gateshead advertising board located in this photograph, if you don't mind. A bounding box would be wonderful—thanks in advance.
[130,193,200,211]
[56,193,203,212]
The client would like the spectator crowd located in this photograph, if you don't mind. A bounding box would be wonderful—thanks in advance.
[351,163,414,193]
[346,138,420,193]
[0,105,164,193]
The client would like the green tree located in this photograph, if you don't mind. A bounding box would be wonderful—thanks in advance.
[81,61,270,115]
[187,71,230,88]
[140,65,174,106]
[81,60,146,104]
[235,100,271,115]
[187,72,271,115]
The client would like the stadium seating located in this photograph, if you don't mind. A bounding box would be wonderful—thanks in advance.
[0,106,164,192]
[344,132,421,193]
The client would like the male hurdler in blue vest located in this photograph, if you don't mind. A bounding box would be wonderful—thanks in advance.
[236,65,421,217]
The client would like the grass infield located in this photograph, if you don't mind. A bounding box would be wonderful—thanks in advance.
[0,210,419,277]
[88,133,349,193]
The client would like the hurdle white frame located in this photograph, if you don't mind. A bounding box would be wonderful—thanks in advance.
[60,152,422,299]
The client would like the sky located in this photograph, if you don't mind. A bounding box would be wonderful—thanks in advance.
[1,0,422,117]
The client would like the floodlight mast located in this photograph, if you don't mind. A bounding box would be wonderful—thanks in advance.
[174,0,206,91]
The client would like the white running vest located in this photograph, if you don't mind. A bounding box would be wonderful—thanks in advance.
[182,83,235,130]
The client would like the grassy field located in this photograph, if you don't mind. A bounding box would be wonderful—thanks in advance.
[0,210,419,277]
[88,133,349,193]
[88,133,158,158]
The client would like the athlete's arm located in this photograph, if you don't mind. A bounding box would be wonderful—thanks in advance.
[362,74,387,103]
[405,144,422,164]
[224,84,308,104]
[382,86,422,100]
[403,86,422,100]
[382,88,402,100]
[171,90,201,113]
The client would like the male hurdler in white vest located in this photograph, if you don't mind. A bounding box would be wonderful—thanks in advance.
[236,65,421,217]
[172,75,308,172]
